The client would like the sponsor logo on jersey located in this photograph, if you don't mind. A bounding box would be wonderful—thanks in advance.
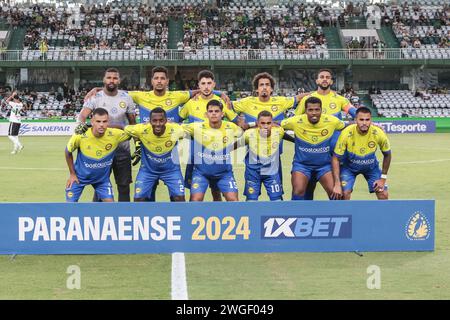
[321,129,329,136]
[368,141,376,148]
[119,101,126,108]
[271,105,278,112]
[406,212,431,241]
[329,103,337,109]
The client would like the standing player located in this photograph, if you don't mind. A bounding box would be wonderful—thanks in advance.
[331,107,391,200]
[65,108,131,202]
[76,68,136,202]
[183,100,243,202]
[281,97,345,200]
[294,69,357,200]
[179,70,239,201]
[5,91,24,154]
[238,111,285,201]
[124,108,186,202]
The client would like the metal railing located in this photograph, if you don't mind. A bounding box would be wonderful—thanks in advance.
[0,48,448,62]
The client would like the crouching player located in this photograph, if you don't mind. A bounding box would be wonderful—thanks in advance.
[65,108,131,202]
[281,97,345,200]
[124,107,186,202]
[331,107,391,200]
[183,100,243,202]
[238,111,285,201]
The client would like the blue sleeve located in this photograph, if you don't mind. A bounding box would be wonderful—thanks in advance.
[348,107,357,118]
[213,90,222,96]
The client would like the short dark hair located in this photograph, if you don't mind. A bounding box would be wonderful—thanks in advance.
[317,68,333,78]
[356,107,372,116]
[105,67,120,75]
[252,72,275,91]
[92,107,109,117]
[304,97,322,110]
[197,70,215,82]
[151,66,168,78]
[150,107,167,119]
[257,110,273,119]
[206,99,223,111]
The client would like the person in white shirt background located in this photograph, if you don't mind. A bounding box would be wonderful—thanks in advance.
[5,91,24,154]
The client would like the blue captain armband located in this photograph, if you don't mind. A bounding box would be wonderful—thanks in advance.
[212,90,222,96]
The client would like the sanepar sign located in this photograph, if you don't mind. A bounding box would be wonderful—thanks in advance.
[372,120,436,134]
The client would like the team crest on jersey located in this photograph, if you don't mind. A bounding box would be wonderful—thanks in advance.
[368,141,376,148]
[329,103,337,109]
[156,146,162,152]
[321,129,329,136]
[165,141,173,148]
[166,99,172,106]
[105,143,112,150]
[406,212,430,241]
[96,150,102,157]
[119,101,126,108]
[271,105,278,112]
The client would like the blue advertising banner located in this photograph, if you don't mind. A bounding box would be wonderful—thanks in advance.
[0,200,434,255]
[372,120,436,133]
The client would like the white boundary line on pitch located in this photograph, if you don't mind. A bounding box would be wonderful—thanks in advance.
[171,252,188,300]
[393,158,450,165]
[0,167,66,171]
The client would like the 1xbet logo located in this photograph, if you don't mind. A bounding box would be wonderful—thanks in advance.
[261,216,352,239]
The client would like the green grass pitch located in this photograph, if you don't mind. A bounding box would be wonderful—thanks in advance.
[0,133,449,299]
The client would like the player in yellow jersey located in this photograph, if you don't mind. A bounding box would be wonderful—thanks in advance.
[124,108,186,202]
[281,97,345,200]
[179,70,239,201]
[238,111,285,201]
[183,100,243,202]
[294,69,357,200]
[331,107,391,200]
[65,108,131,202]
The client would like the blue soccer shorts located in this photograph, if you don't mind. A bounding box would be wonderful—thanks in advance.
[66,180,114,202]
[190,170,238,194]
[244,167,283,201]
[134,168,185,199]
[340,166,388,193]
[292,162,332,181]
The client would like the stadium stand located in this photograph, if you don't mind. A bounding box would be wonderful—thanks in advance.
[372,89,450,118]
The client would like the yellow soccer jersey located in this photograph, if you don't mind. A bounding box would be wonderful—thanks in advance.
[334,124,391,172]
[233,96,297,122]
[124,122,185,172]
[179,95,238,123]
[295,91,351,119]
[129,90,191,123]
[66,128,130,184]
[243,126,284,170]
[183,121,243,176]
[281,114,345,166]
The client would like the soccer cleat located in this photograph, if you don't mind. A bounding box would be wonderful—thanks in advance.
[11,149,17,155]
[17,145,24,152]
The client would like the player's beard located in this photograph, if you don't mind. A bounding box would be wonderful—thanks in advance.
[105,83,117,92]
[318,84,330,91]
